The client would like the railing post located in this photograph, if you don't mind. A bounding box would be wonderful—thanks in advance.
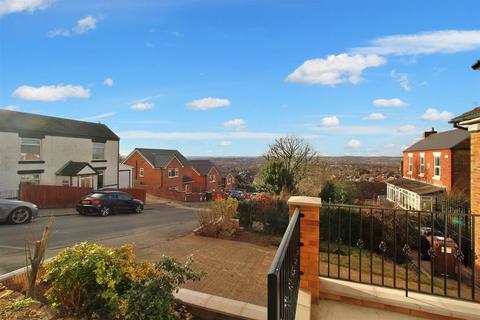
[288,196,321,302]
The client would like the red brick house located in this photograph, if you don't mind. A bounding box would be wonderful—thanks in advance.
[189,159,222,192]
[122,148,193,192]
[386,128,470,211]
[223,173,236,191]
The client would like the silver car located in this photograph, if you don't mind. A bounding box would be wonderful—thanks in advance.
[0,199,39,224]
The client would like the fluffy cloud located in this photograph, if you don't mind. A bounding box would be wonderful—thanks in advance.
[420,108,453,121]
[390,70,411,91]
[397,124,416,133]
[223,118,246,130]
[0,0,53,15]
[3,105,20,111]
[320,116,340,127]
[364,112,386,120]
[345,139,361,149]
[81,112,116,121]
[103,78,113,87]
[286,53,386,86]
[12,84,90,101]
[186,97,231,110]
[219,140,232,146]
[353,30,480,55]
[373,98,408,107]
[130,101,154,111]
[48,15,97,37]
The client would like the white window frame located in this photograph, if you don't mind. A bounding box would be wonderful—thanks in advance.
[20,173,41,185]
[407,153,413,174]
[168,168,179,178]
[433,152,441,179]
[92,142,105,160]
[139,168,144,178]
[419,153,425,176]
[209,174,216,183]
[20,138,41,161]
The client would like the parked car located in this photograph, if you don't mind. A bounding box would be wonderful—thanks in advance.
[230,190,245,201]
[76,191,144,217]
[0,199,39,224]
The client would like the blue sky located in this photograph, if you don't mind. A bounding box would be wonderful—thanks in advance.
[1,0,480,157]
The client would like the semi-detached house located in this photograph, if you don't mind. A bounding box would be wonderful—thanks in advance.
[0,110,120,195]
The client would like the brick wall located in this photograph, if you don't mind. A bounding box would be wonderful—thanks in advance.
[451,149,471,196]
[472,131,480,214]
[123,151,162,187]
[205,168,222,192]
[161,158,189,191]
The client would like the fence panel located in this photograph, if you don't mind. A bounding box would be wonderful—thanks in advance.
[20,185,93,209]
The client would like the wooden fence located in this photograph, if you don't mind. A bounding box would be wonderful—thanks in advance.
[146,188,204,202]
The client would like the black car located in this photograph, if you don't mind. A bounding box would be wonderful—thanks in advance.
[76,191,144,216]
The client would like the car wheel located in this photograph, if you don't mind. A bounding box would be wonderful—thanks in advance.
[8,207,32,224]
[134,205,143,214]
[99,206,111,217]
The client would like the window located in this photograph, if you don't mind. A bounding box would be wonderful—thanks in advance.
[168,168,179,178]
[20,138,41,161]
[434,153,441,178]
[209,175,216,183]
[139,168,144,177]
[92,143,105,160]
[419,153,425,175]
[62,179,70,186]
[117,193,132,200]
[20,174,40,185]
[407,154,413,173]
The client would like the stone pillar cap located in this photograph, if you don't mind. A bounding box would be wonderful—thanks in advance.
[288,196,322,207]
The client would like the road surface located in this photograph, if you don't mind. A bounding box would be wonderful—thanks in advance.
[0,204,198,274]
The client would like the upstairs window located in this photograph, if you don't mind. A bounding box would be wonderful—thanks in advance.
[407,154,413,173]
[209,175,216,183]
[434,154,441,178]
[168,168,179,178]
[419,154,425,175]
[92,143,105,160]
[139,168,144,177]
[20,138,41,161]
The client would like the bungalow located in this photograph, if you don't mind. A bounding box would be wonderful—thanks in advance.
[122,148,193,192]
[386,128,470,211]
[0,110,119,194]
[189,160,222,192]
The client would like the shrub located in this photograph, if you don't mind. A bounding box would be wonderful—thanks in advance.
[198,198,239,238]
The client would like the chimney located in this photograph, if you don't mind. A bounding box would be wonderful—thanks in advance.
[423,127,437,139]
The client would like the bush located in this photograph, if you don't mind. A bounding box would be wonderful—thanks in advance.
[198,198,239,238]
[43,242,201,320]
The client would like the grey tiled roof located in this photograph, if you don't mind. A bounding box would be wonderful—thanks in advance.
[403,129,469,152]
[56,161,98,176]
[135,148,190,168]
[189,159,217,176]
[450,107,480,124]
[0,110,119,141]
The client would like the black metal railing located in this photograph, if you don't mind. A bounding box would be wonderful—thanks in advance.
[320,203,479,302]
[268,208,302,320]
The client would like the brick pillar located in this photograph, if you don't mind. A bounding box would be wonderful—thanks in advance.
[471,131,480,276]
[287,196,321,302]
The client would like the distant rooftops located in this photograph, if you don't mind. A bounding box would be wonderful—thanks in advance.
[0,110,119,141]
[134,148,190,168]
[403,129,470,152]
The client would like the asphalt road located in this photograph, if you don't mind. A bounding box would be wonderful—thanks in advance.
[0,204,198,275]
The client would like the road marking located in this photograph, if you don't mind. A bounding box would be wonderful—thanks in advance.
[0,245,25,251]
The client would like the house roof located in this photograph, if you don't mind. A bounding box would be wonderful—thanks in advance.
[189,159,217,176]
[0,110,119,141]
[56,161,98,176]
[450,107,480,124]
[387,178,445,195]
[135,148,189,168]
[403,129,470,152]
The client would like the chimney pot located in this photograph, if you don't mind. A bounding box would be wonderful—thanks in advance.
[424,127,437,139]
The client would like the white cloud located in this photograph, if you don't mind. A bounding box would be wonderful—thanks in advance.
[364,112,386,120]
[12,84,90,101]
[390,70,411,91]
[420,108,453,121]
[345,139,361,149]
[353,30,480,56]
[315,125,391,135]
[186,97,231,110]
[3,105,20,111]
[130,101,154,111]
[397,124,416,133]
[81,112,116,121]
[219,140,232,146]
[320,116,340,127]
[223,118,246,130]
[48,15,97,37]
[286,53,386,86]
[47,28,70,37]
[103,78,113,87]
[0,0,53,15]
[373,98,408,107]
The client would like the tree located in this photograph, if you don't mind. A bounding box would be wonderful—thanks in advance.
[257,160,295,195]
[264,136,317,191]
[319,180,336,203]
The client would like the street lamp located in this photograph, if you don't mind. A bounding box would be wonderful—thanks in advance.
[472,60,480,70]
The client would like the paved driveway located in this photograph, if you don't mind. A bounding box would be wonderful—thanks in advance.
[0,204,198,275]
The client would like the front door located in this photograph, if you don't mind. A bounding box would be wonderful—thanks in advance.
[97,171,104,189]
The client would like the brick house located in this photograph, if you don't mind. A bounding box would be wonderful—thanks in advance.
[223,173,236,191]
[386,128,470,211]
[189,159,222,192]
[122,148,193,192]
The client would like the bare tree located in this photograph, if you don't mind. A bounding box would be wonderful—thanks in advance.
[265,136,317,190]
